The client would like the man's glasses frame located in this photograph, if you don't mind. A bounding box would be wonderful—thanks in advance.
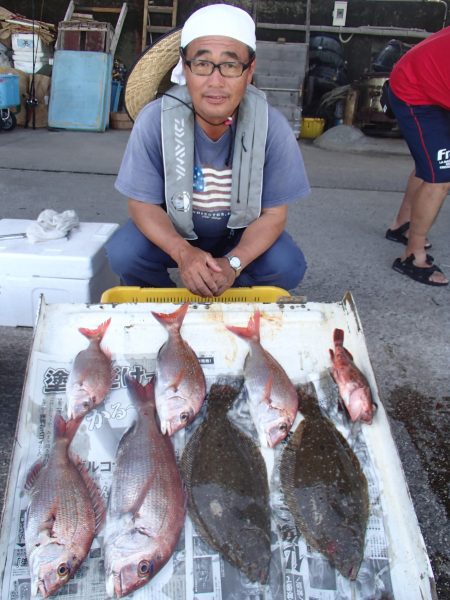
[181,51,255,78]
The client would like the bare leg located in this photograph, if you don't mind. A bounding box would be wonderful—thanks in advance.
[390,169,422,230]
[401,180,450,284]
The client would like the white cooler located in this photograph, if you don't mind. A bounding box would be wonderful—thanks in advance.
[0,219,120,327]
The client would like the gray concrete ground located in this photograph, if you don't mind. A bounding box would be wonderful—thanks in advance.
[0,125,449,597]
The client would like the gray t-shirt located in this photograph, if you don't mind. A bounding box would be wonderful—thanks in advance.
[115,95,310,238]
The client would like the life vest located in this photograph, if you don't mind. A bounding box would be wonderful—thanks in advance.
[161,84,268,240]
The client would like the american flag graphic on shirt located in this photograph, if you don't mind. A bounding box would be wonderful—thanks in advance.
[193,166,232,221]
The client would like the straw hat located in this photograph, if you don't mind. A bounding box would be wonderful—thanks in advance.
[125,29,181,122]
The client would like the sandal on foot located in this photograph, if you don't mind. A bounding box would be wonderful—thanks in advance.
[386,222,432,250]
[392,254,448,287]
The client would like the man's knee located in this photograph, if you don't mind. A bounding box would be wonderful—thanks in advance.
[246,236,307,289]
[105,230,130,276]
[277,251,307,289]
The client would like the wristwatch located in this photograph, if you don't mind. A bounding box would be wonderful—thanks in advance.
[226,254,242,275]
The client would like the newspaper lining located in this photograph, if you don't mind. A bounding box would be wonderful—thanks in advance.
[0,301,434,600]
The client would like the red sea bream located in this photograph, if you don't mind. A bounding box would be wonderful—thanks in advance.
[104,376,186,598]
[151,303,206,435]
[24,415,105,598]
[226,310,298,447]
[66,318,113,420]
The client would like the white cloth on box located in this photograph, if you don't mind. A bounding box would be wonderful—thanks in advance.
[26,209,80,243]
[170,4,256,85]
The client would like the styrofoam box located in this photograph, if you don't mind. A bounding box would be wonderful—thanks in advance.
[13,61,49,74]
[0,219,120,327]
[11,33,52,55]
[13,50,52,61]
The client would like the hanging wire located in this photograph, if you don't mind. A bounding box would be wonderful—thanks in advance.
[26,0,39,128]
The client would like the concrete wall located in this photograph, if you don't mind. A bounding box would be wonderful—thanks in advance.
[2,0,449,80]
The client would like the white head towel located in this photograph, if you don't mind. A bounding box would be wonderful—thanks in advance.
[171,4,256,85]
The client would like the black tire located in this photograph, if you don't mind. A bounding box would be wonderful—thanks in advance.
[0,111,16,131]
[309,49,346,69]
[309,35,344,56]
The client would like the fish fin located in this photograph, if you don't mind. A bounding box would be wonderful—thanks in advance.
[102,345,113,360]
[75,461,106,533]
[126,374,156,407]
[226,310,260,342]
[53,412,67,438]
[129,474,158,518]
[329,348,335,361]
[64,417,83,444]
[52,413,81,444]
[333,328,345,346]
[344,347,354,361]
[170,369,185,394]
[262,376,274,404]
[25,461,44,491]
[151,302,189,330]
[78,317,111,342]
[338,395,352,420]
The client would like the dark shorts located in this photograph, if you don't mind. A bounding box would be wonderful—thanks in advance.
[388,87,450,183]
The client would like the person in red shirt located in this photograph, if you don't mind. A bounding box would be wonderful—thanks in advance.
[385,27,450,286]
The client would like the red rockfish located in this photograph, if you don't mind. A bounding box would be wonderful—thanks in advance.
[226,310,298,448]
[329,328,376,424]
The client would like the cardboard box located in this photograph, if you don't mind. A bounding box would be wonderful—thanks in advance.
[0,219,120,326]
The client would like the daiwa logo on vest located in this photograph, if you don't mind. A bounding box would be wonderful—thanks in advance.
[175,118,186,180]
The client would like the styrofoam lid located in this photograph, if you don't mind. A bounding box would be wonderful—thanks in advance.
[0,219,119,279]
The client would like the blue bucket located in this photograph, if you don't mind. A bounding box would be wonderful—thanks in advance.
[0,74,20,108]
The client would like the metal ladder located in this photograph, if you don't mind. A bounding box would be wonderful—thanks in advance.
[142,0,178,51]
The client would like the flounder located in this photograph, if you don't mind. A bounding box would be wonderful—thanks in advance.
[280,384,369,580]
[181,378,271,583]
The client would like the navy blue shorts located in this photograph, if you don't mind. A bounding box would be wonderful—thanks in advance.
[388,87,450,183]
[106,219,307,290]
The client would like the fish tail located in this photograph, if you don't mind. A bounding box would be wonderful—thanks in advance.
[226,310,260,342]
[125,374,156,407]
[53,413,81,444]
[207,379,243,412]
[333,328,345,347]
[78,317,111,342]
[151,302,189,330]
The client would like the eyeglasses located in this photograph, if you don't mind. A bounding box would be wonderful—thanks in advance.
[183,57,254,78]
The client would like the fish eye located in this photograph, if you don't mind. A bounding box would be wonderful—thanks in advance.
[138,559,154,577]
[82,400,90,408]
[57,563,69,578]
[279,423,288,432]
[179,411,190,423]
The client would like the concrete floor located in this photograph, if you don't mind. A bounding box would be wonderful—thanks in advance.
[0,125,449,598]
